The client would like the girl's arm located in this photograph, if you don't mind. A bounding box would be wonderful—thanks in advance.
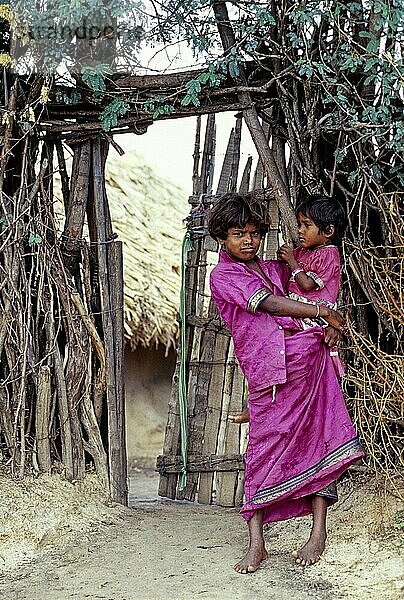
[277,244,317,291]
[259,294,345,332]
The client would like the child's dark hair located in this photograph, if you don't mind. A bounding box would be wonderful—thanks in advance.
[207,192,270,241]
[296,195,347,245]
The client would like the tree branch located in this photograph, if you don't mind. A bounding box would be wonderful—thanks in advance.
[212,1,298,243]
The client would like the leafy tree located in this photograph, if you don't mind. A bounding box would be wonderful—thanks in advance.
[6,1,402,223]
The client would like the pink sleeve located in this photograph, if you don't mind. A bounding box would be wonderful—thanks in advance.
[306,247,340,290]
[210,265,272,314]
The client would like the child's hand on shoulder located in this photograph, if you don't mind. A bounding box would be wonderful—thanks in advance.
[277,244,297,268]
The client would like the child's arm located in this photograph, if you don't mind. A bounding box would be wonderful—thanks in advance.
[259,294,345,332]
[277,244,317,291]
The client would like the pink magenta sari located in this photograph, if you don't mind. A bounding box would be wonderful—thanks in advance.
[241,327,364,524]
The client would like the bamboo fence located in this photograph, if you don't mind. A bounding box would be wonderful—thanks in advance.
[158,115,281,506]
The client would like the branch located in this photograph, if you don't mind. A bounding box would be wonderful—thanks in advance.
[212,1,298,243]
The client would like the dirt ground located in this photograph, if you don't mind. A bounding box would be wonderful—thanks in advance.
[0,464,402,600]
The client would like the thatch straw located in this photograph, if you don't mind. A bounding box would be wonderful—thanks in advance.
[53,150,188,351]
[106,151,188,350]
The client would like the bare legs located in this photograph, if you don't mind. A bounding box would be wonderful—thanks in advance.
[234,496,328,573]
[234,508,268,574]
[292,495,328,566]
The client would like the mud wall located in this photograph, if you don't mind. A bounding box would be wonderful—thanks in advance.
[124,346,176,464]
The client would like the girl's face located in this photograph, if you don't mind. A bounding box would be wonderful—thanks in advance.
[297,211,334,249]
[219,221,262,262]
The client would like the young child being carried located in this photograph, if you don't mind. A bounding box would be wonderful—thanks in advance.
[230,194,347,424]
[278,195,346,332]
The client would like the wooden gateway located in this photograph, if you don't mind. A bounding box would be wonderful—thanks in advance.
[157,114,280,507]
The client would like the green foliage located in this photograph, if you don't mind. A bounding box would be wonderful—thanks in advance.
[12,0,145,74]
[28,232,42,246]
[81,64,112,97]
[227,47,241,78]
[255,0,403,191]
[155,0,402,194]
[100,98,130,131]
[55,91,82,105]
[152,104,175,118]
[143,97,175,119]
[197,65,223,87]
[8,0,403,190]
[181,67,224,107]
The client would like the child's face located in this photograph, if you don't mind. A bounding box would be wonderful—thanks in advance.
[219,221,262,262]
[297,211,333,249]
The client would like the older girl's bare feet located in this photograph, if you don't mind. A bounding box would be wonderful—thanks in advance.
[292,531,326,566]
[235,508,266,574]
[292,494,328,566]
[234,545,268,574]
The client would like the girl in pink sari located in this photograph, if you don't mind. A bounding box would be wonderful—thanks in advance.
[208,193,363,574]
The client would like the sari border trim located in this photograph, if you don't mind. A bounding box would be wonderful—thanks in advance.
[250,437,362,506]
[306,271,324,289]
[315,481,338,501]
[247,288,272,314]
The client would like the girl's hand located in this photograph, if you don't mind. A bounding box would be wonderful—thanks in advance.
[277,244,298,268]
[320,307,345,333]
[323,326,342,347]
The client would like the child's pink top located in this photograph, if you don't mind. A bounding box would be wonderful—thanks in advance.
[288,245,341,305]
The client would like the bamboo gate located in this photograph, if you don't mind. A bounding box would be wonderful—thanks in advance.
[157,114,279,507]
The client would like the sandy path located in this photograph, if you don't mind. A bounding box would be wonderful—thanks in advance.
[0,470,402,600]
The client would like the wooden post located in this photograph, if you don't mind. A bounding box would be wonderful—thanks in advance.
[158,356,181,498]
[197,318,231,504]
[230,116,242,192]
[216,127,235,194]
[215,342,244,506]
[108,239,127,501]
[239,156,252,194]
[92,138,127,505]
[266,197,280,259]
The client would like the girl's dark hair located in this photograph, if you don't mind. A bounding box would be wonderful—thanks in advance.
[296,195,347,245]
[207,192,270,240]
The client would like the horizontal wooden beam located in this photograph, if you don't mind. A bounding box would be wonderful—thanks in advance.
[188,188,275,206]
[39,61,277,138]
[156,453,245,475]
[156,454,369,477]
[41,97,275,141]
[185,314,230,336]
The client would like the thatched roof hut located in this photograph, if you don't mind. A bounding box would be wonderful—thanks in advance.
[106,150,188,351]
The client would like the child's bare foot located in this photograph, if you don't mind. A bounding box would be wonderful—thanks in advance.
[228,409,250,424]
[234,544,268,574]
[292,531,326,566]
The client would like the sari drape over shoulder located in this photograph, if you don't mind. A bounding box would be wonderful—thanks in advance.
[210,252,364,524]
